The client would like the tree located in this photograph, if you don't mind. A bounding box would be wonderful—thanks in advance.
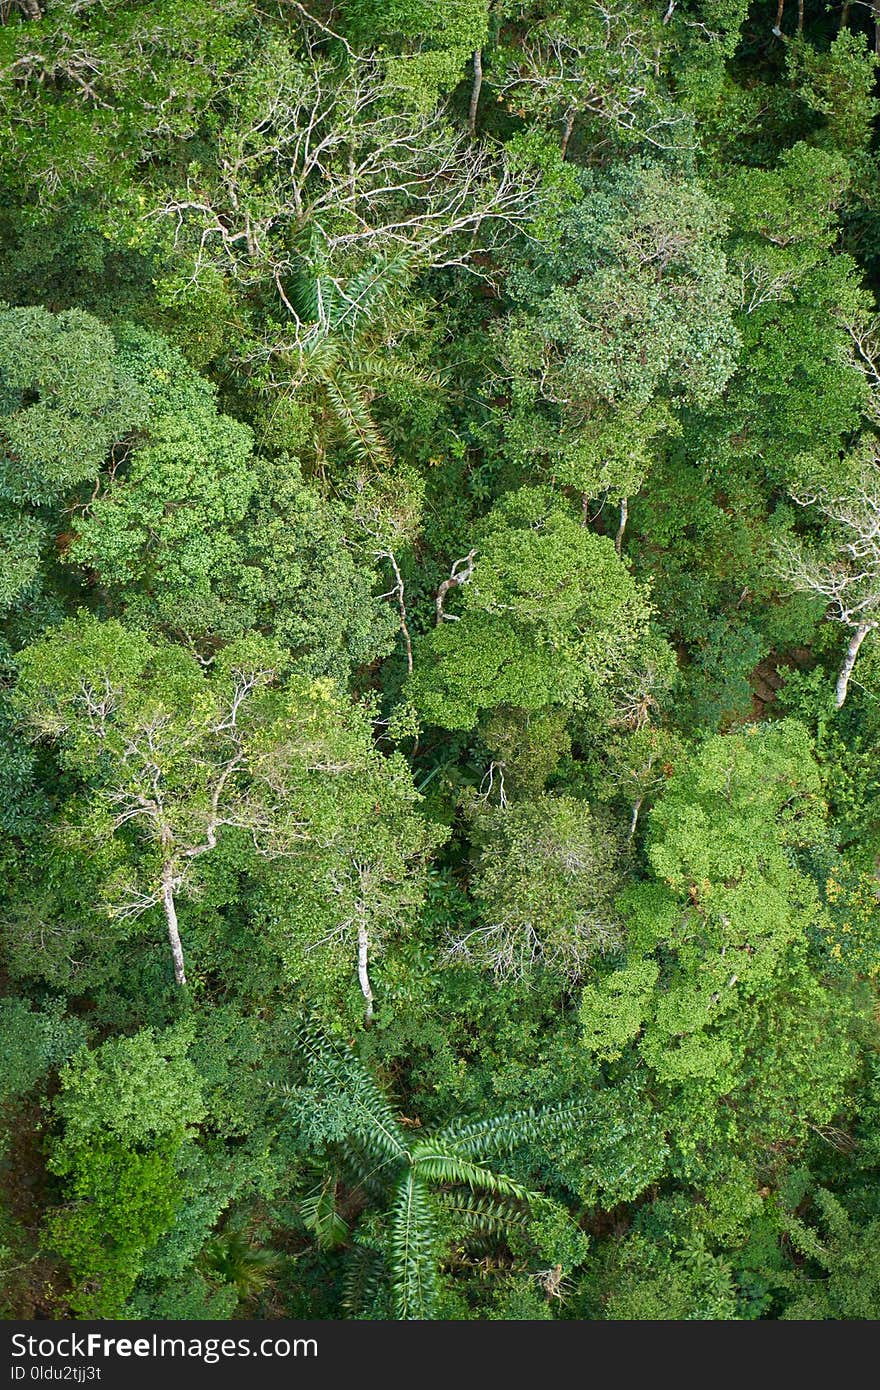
[497,159,738,530]
[67,325,400,671]
[208,456,400,681]
[783,1189,880,1319]
[67,325,256,637]
[590,723,685,841]
[0,0,251,206]
[14,612,443,1014]
[623,718,829,1011]
[283,1032,587,1319]
[410,486,662,729]
[257,742,445,1028]
[12,619,359,986]
[146,34,536,364]
[3,0,880,1329]
[343,0,491,112]
[0,308,133,503]
[0,997,86,1157]
[787,29,879,158]
[449,795,622,980]
[579,720,864,1213]
[491,0,684,157]
[45,1024,204,1318]
[774,444,880,706]
[344,465,426,676]
[0,302,144,613]
[14,619,286,986]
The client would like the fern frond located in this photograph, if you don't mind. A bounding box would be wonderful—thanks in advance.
[390,1170,441,1320]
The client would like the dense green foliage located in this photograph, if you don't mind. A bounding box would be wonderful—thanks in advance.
[2,0,880,1323]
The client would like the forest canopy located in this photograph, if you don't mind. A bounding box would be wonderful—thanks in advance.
[2,0,880,1323]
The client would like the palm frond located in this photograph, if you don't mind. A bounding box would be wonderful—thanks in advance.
[300,1181,350,1251]
[322,370,393,466]
[389,1169,441,1320]
[336,1134,401,1199]
[353,350,445,394]
[412,1145,534,1203]
[341,1240,389,1320]
[294,335,341,372]
[295,1031,408,1166]
[434,1190,532,1240]
[287,268,340,327]
[333,252,416,337]
[437,1099,590,1161]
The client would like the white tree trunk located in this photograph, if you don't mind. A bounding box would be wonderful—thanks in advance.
[468,48,483,140]
[615,497,629,555]
[357,920,374,1027]
[836,623,873,708]
[386,551,413,674]
[161,862,187,986]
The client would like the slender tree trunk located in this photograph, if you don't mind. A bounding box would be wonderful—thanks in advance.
[797,0,804,33]
[387,552,413,674]
[615,496,628,555]
[772,0,784,34]
[468,48,483,140]
[840,0,851,26]
[836,622,873,708]
[357,920,374,1028]
[560,108,576,160]
[628,796,644,842]
[161,862,187,986]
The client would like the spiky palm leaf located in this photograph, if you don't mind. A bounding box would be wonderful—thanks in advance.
[300,1181,350,1251]
[202,1231,279,1300]
[354,348,445,395]
[296,1030,408,1169]
[322,369,394,467]
[433,1191,532,1241]
[437,1099,589,1161]
[278,252,437,466]
[390,1169,442,1320]
[341,1240,388,1320]
[310,252,416,339]
[410,1145,534,1204]
[290,1030,588,1320]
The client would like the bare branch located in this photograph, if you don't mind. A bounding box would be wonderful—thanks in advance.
[436,549,477,625]
[774,453,880,705]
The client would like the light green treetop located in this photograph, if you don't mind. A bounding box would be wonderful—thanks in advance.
[499,160,739,497]
[410,486,661,729]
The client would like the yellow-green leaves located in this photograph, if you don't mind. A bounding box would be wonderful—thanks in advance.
[410,487,657,729]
